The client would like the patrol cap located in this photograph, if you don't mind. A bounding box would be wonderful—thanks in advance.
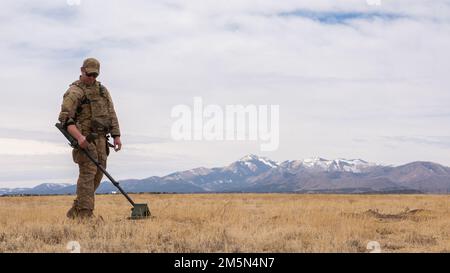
[82,58,100,74]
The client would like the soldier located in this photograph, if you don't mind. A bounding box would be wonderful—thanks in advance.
[58,58,122,219]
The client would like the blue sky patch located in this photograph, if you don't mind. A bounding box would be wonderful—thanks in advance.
[278,10,406,24]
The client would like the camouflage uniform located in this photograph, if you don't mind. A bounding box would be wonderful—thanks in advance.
[58,58,120,218]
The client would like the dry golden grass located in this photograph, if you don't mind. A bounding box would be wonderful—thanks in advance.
[0,194,449,253]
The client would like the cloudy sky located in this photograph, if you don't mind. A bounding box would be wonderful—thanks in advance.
[0,0,449,188]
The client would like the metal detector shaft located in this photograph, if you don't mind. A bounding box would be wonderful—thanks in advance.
[79,148,135,207]
[55,123,135,207]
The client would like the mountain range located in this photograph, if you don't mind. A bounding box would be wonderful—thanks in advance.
[2,154,450,195]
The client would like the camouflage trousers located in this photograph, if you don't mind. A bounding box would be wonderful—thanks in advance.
[71,136,109,212]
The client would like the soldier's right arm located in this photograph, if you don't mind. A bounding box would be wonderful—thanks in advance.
[58,86,84,128]
[58,87,89,149]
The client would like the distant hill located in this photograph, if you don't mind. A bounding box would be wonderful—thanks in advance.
[2,155,450,195]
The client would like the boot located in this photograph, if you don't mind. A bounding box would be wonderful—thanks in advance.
[66,207,94,220]
[66,200,80,219]
[66,206,79,219]
[78,209,94,219]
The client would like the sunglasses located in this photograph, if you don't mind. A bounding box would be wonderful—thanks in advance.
[86,72,99,78]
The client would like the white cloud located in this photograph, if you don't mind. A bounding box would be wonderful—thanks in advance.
[0,138,67,155]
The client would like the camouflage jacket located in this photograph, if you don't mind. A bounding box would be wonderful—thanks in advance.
[58,79,121,137]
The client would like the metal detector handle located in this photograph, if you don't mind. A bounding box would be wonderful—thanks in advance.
[55,123,78,148]
[55,123,136,207]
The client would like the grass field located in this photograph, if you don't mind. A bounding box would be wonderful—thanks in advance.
[0,194,449,253]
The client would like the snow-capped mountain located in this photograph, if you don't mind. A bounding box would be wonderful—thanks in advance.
[153,155,280,192]
[224,154,279,175]
[2,155,450,195]
[240,154,279,168]
[0,187,29,195]
[281,157,378,173]
[0,183,72,195]
[28,183,73,194]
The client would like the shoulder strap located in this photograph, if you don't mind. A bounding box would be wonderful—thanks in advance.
[98,82,107,97]
[70,82,91,116]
